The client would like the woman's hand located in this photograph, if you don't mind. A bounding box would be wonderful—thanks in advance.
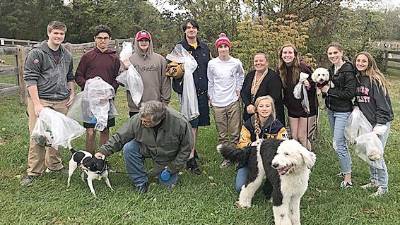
[246,104,255,114]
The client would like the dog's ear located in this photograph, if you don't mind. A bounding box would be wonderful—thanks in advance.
[298,145,316,169]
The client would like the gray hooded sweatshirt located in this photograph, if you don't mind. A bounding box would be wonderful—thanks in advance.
[126,32,171,112]
[24,41,74,100]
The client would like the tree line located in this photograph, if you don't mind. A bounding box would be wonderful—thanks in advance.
[1,0,399,68]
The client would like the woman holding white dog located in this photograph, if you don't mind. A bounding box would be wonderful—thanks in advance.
[322,42,356,188]
[277,43,317,150]
[235,96,288,192]
[354,51,393,196]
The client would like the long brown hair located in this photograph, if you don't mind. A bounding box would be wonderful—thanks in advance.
[354,51,389,95]
[278,43,301,88]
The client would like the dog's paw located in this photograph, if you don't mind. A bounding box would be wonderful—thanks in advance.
[235,201,251,209]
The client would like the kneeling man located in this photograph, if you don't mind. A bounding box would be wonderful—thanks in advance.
[95,101,193,193]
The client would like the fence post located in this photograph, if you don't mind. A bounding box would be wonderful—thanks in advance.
[16,45,27,104]
[383,50,388,72]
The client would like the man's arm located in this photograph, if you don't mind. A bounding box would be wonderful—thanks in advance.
[24,50,43,116]
[160,57,171,105]
[75,54,88,90]
[169,120,193,173]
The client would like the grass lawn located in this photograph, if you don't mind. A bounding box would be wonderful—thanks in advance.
[0,69,399,225]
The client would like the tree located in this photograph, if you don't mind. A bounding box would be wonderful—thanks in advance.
[232,15,311,70]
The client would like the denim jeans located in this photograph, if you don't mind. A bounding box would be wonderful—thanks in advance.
[370,122,390,191]
[123,140,148,187]
[327,110,352,174]
[235,167,249,193]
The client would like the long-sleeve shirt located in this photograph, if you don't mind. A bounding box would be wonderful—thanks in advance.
[75,47,120,91]
[207,57,245,107]
[355,74,393,126]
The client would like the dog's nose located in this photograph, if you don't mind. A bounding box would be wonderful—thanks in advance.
[272,163,279,169]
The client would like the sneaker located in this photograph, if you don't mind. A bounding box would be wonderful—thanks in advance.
[20,175,37,186]
[361,182,378,190]
[370,187,387,197]
[219,159,232,169]
[186,158,201,175]
[340,181,353,189]
[136,182,149,193]
[45,167,68,175]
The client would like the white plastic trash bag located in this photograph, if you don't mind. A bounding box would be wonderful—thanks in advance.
[31,108,85,150]
[355,132,384,168]
[116,66,143,105]
[293,72,310,113]
[166,44,199,120]
[344,107,372,144]
[116,42,144,106]
[119,41,133,62]
[67,77,117,131]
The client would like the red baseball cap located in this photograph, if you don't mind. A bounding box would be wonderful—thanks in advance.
[135,31,151,41]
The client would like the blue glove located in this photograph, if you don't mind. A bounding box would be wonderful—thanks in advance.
[159,168,178,188]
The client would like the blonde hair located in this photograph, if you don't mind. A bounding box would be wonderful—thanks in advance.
[278,43,300,88]
[253,96,276,138]
[354,51,389,95]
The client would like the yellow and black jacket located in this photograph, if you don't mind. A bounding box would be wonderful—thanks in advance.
[237,116,288,149]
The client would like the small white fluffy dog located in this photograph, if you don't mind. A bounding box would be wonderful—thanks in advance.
[311,67,332,109]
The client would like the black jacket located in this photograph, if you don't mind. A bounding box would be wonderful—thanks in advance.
[240,69,285,125]
[325,61,356,112]
[355,73,393,126]
[172,38,210,95]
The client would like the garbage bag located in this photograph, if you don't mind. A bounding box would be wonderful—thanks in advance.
[31,107,85,150]
[355,132,384,169]
[166,44,199,120]
[344,107,372,144]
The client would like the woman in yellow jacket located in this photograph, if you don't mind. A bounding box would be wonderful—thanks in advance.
[235,95,288,192]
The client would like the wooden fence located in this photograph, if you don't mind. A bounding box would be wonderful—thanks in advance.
[0,38,133,103]
[383,50,400,72]
[0,46,27,103]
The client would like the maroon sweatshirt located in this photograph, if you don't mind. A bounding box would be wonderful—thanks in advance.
[75,47,120,91]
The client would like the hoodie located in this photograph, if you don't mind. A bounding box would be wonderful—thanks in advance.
[24,41,74,100]
[75,47,120,91]
[126,32,171,113]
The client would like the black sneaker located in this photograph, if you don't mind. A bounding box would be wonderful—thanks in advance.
[186,158,201,175]
[136,182,149,193]
[20,175,37,186]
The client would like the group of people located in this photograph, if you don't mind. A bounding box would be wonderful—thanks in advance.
[21,19,393,198]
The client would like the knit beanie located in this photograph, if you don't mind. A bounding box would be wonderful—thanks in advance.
[215,33,231,49]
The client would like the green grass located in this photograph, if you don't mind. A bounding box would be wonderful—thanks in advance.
[0,73,399,225]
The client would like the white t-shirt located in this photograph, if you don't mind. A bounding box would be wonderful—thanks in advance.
[207,56,245,107]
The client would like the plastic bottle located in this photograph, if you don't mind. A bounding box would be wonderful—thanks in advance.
[160,168,171,182]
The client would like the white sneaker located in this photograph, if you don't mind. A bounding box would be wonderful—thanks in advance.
[370,187,387,197]
[361,182,378,190]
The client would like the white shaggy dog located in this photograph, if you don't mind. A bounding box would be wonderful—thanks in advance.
[218,139,316,225]
[311,67,332,109]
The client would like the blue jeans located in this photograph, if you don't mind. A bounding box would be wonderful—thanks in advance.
[123,140,148,187]
[327,110,352,174]
[235,167,249,193]
[370,122,390,191]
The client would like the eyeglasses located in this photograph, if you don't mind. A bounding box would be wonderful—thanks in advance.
[96,36,110,40]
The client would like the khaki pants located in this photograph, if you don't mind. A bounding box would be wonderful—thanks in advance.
[26,97,69,176]
[213,100,241,146]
